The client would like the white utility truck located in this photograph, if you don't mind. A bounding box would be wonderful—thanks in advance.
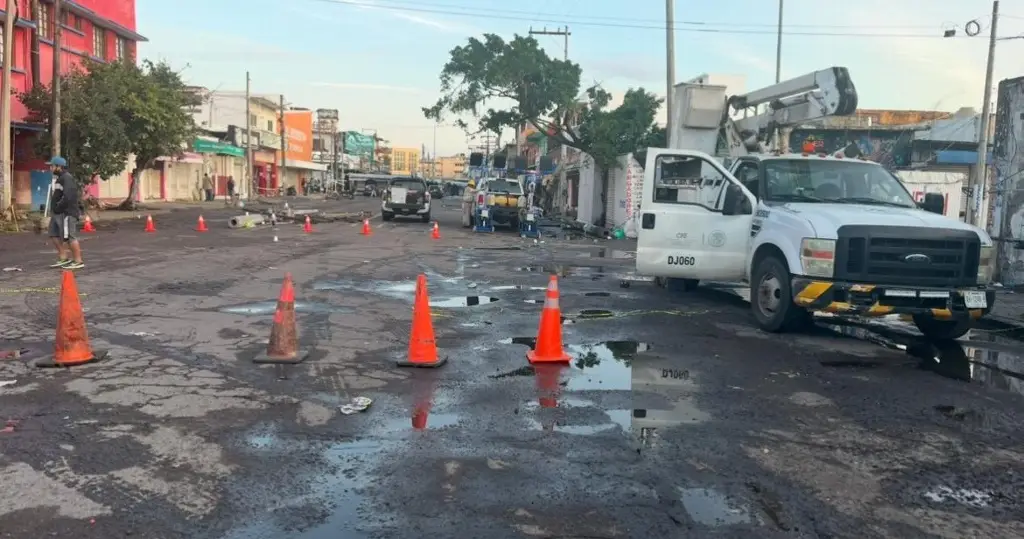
[637,68,996,340]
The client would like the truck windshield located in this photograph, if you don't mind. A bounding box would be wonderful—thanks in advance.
[485,180,522,195]
[763,159,916,208]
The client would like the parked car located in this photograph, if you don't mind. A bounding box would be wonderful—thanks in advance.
[427,181,444,200]
[382,177,431,222]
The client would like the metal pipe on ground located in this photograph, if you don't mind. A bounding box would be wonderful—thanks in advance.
[228,214,266,228]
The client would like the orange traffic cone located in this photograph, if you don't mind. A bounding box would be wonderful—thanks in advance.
[36,271,107,368]
[81,215,96,233]
[431,221,440,240]
[303,215,313,233]
[397,274,446,368]
[144,215,156,232]
[360,219,372,236]
[253,273,309,364]
[526,275,572,364]
[535,364,563,408]
[196,215,208,232]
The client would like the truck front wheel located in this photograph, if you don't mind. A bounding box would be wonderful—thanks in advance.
[751,255,812,333]
[912,315,972,341]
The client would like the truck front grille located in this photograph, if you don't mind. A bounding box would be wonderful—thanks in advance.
[834,225,980,288]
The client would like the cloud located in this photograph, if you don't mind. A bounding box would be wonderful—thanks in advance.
[308,82,421,92]
[585,56,662,85]
[292,0,471,34]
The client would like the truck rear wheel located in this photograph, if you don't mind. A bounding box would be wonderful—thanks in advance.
[751,255,812,333]
[912,315,972,341]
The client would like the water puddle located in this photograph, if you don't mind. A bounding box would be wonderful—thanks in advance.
[585,292,611,297]
[498,337,537,347]
[218,301,350,315]
[679,487,755,526]
[472,246,522,251]
[430,296,500,308]
[577,249,636,259]
[515,265,606,278]
[382,412,461,431]
[523,396,633,435]
[567,341,652,391]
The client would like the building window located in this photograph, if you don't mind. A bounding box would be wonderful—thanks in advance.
[92,27,105,58]
[38,5,52,39]
[249,114,257,127]
[115,38,124,60]
[266,120,273,131]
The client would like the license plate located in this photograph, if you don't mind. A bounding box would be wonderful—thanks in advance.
[480,210,489,218]
[963,291,987,308]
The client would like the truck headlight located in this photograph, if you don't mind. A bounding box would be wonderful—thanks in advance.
[978,246,995,284]
[800,238,835,278]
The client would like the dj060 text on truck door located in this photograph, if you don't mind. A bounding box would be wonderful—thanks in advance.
[635,150,996,340]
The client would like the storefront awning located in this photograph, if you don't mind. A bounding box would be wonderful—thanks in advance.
[284,159,328,171]
[194,139,245,158]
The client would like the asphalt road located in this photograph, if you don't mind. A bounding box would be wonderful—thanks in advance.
[1,194,1023,539]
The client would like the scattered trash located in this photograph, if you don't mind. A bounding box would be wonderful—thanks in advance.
[130,332,159,337]
[340,396,373,415]
[0,380,16,388]
[2,267,21,272]
[1,420,16,433]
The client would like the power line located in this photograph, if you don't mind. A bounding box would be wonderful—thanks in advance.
[330,0,948,29]
[305,0,1006,38]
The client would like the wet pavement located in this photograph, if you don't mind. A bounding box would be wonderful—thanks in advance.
[1,196,1024,538]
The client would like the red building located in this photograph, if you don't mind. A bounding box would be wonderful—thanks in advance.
[4,0,146,207]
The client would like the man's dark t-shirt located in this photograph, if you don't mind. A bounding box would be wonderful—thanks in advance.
[51,171,81,218]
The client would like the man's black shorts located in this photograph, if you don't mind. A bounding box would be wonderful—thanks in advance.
[48,214,78,241]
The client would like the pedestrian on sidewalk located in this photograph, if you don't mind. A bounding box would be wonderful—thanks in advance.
[47,156,85,270]
[226,175,236,203]
[203,173,214,201]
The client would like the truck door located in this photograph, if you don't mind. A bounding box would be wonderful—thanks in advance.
[636,149,756,280]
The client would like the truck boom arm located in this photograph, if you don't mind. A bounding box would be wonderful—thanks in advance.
[730,67,857,137]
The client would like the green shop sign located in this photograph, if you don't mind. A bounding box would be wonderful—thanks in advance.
[194,139,245,158]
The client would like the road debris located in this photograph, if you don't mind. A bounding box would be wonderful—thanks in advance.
[340,397,373,415]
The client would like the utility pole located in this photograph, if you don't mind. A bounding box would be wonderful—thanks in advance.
[528,26,569,60]
[528,26,571,196]
[279,94,286,193]
[244,72,252,199]
[0,0,14,214]
[775,0,783,83]
[968,0,998,226]
[51,0,61,156]
[665,0,675,147]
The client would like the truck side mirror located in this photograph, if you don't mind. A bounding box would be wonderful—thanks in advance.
[722,183,752,216]
[921,192,944,215]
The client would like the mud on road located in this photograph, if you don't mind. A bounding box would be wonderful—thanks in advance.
[2,197,1024,539]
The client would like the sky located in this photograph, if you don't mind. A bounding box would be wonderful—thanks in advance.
[138,0,1024,157]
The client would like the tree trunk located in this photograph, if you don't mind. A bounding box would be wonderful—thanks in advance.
[597,167,609,228]
[116,167,142,210]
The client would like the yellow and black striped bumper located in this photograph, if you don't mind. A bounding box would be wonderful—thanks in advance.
[791,279,995,320]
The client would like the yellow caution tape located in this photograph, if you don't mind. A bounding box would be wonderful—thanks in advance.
[0,287,86,295]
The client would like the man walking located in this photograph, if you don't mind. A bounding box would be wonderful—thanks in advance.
[47,156,85,270]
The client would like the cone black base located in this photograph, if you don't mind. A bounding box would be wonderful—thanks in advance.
[36,349,109,369]
[253,349,310,365]
[396,356,448,368]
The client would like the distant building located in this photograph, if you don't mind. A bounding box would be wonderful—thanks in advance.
[436,154,467,179]
[390,147,421,175]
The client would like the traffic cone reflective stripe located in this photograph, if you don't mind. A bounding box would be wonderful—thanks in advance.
[527,275,572,364]
[82,215,95,233]
[397,274,447,368]
[253,273,308,364]
[36,270,107,368]
[196,216,208,232]
[144,215,155,232]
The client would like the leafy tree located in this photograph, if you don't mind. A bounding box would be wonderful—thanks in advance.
[21,65,132,184]
[424,33,664,222]
[20,59,198,209]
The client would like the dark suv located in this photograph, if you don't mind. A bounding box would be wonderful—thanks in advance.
[382,177,431,222]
